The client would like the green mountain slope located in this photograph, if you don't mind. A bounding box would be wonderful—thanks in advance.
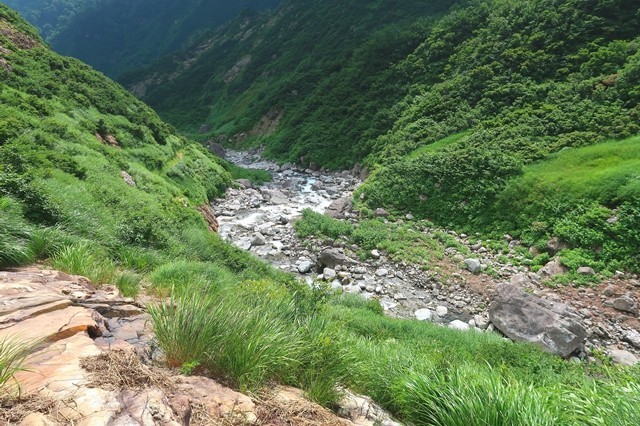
[0,3,277,284]
[123,0,461,166]
[2,0,99,40]
[129,0,640,271]
[43,0,281,78]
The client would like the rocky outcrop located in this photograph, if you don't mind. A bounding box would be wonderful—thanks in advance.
[3,267,387,425]
[489,284,588,357]
[120,171,136,187]
[208,142,227,158]
[197,204,219,233]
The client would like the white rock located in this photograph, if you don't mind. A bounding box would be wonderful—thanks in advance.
[375,268,389,277]
[473,315,489,330]
[448,320,470,331]
[623,329,640,349]
[297,261,313,274]
[323,268,337,280]
[371,249,381,259]
[415,309,433,321]
[435,306,448,317]
[608,349,639,366]
[251,233,266,246]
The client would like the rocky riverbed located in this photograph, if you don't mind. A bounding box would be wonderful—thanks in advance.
[212,150,640,365]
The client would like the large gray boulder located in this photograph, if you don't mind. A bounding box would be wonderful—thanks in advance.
[318,248,354,269]
[489,284,587,357]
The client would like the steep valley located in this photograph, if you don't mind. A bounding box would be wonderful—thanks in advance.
[2,1,640,424]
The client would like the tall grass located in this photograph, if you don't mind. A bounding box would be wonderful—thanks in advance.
[149,291,305,391]
[549,379,640,426]
[397,366,557,426]
[0,335,36,398]
[0,197,35,267]
[149,281,355,403]
[51,242,117,284]
[115,271,142,297]
[149,260,235,296]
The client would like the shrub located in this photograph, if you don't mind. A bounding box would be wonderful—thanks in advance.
[294,209,353,239]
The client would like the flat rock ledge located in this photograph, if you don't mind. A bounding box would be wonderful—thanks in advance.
[0,267,400,426]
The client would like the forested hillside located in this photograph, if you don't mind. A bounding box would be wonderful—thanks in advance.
[2,0,280,78]
[2,0,98,40]
[128,0,640,272]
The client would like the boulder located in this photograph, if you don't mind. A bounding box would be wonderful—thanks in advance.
[325,197,353,219]
[318,248,354,269]
[613,296,638,315]
[269,190,289,205]
[435,306,448,317]
[297,261,314,274]
[375,268,389,277]
[448,320,470,331]
[323,268,337,280]
[251,233,266,246]
[489,284,587,357]
[577,266,596,276]
[623,329,640,349]
[464,259,482,274]
[415,309,433,321]
[546,237,567,255]
[608,349,639,366]
[537,259,568,278]
[236,179,253,189]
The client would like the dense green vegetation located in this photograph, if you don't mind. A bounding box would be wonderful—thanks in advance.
[129,0,640,272]
[2,0,99,40]
[2,6,640,424]
[47,0,280,78]
[123,0,461,147]
[152,275,640,424]
[0,3,283,293]
[295,208,469,266]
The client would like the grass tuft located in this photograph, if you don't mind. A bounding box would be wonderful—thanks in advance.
[0,335,36,398]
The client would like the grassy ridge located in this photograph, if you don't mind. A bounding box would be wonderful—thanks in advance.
[360,134,640,272]
[0,3,284,291]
